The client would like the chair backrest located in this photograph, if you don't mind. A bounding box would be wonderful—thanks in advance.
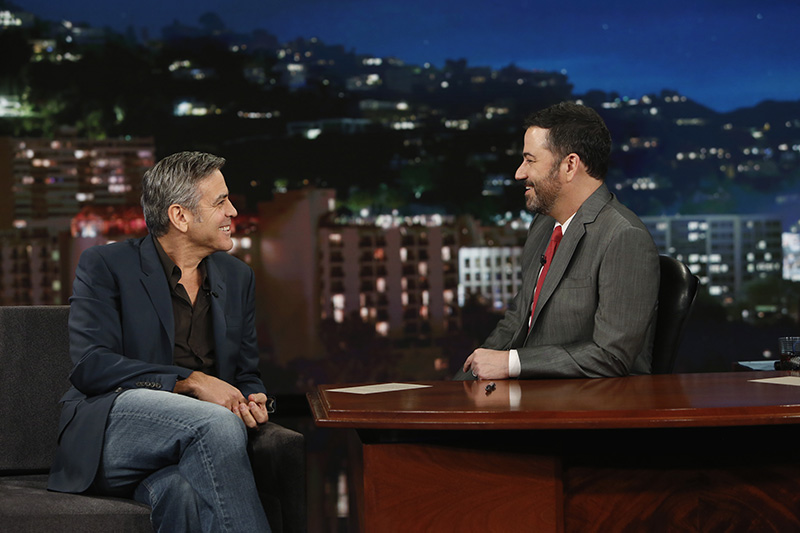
[651,256,699,374]
[0,305,71,473]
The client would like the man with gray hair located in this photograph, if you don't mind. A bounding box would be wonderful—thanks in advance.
[48,152,273,531]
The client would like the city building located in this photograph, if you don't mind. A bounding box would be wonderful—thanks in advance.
[318,213,460,343]
[456,212,530,310]
[0,136,154,228]
[0,136,153,306]
[256,188,336,365]
[642,214,783,302]
[0,225,71,305]
[458,246,524,310]
[784,232,800,282]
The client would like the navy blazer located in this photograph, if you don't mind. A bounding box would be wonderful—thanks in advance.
[48,235,266,493]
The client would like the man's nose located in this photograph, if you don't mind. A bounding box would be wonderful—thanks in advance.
[514,163,526,181]
[227,199,238,218]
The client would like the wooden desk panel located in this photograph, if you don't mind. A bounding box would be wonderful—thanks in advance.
[361,443,562,532]
[309,372,800,532]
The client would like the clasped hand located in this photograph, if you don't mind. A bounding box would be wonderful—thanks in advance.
[463,348,510,380]
[174,371,269,428]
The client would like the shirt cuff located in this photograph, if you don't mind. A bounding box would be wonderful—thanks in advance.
[508,349,521,378]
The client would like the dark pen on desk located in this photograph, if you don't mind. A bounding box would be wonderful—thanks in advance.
[484,382,496,395]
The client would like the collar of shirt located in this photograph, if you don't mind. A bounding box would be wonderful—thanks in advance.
[153,236,211,294]
[558,212,577,235]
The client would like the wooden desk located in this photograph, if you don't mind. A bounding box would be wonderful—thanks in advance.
[308,372,800,532]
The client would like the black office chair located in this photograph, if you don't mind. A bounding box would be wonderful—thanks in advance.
[651,255,700,374]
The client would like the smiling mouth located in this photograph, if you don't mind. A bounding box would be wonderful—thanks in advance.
[219,225,231,232]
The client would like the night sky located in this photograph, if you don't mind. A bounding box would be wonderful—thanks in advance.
[15,0,800,112]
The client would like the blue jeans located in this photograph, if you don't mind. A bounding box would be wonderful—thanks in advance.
[94,389,271,533]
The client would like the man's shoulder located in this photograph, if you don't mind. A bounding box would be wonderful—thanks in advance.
[602,195,649,230]
[577,189,656,253]
[80,236,147,263]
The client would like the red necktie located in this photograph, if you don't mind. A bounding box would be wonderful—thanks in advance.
[531,225,563,324]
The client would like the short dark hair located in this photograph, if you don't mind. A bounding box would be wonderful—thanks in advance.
[141,151,226,237]
[523,102,611,180]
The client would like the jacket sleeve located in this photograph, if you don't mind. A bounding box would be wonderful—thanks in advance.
[68,246,192,396]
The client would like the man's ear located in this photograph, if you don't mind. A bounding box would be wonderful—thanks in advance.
[563,153,581,181]
[167,204,190,234]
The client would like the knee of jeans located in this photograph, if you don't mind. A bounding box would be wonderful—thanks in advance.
[200,409,248,449]
[137,469,198,511]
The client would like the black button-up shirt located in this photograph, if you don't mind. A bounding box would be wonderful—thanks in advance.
[154,237,217,375]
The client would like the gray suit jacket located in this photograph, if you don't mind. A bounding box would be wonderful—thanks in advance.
[474,183,659,378]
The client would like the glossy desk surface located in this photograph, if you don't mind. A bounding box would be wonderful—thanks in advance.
[308,371,800,430]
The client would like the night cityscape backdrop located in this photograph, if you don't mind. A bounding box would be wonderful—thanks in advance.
[1,0,798,371]
[16,0,800,112]
[2,1,799,528]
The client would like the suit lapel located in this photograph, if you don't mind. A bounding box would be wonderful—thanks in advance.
[511,215,554,346]
[139,235,175,350]
[206,254,229,375]
[527,184,613,334]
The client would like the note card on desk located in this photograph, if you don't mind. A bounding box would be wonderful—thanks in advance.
[327,383,433,394]
[749,376,800,386]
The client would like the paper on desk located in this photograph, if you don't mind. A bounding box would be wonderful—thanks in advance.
[327,383,432,394]
[749,376,800,386]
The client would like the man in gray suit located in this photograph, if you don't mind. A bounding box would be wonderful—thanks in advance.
[461,102,659,380]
